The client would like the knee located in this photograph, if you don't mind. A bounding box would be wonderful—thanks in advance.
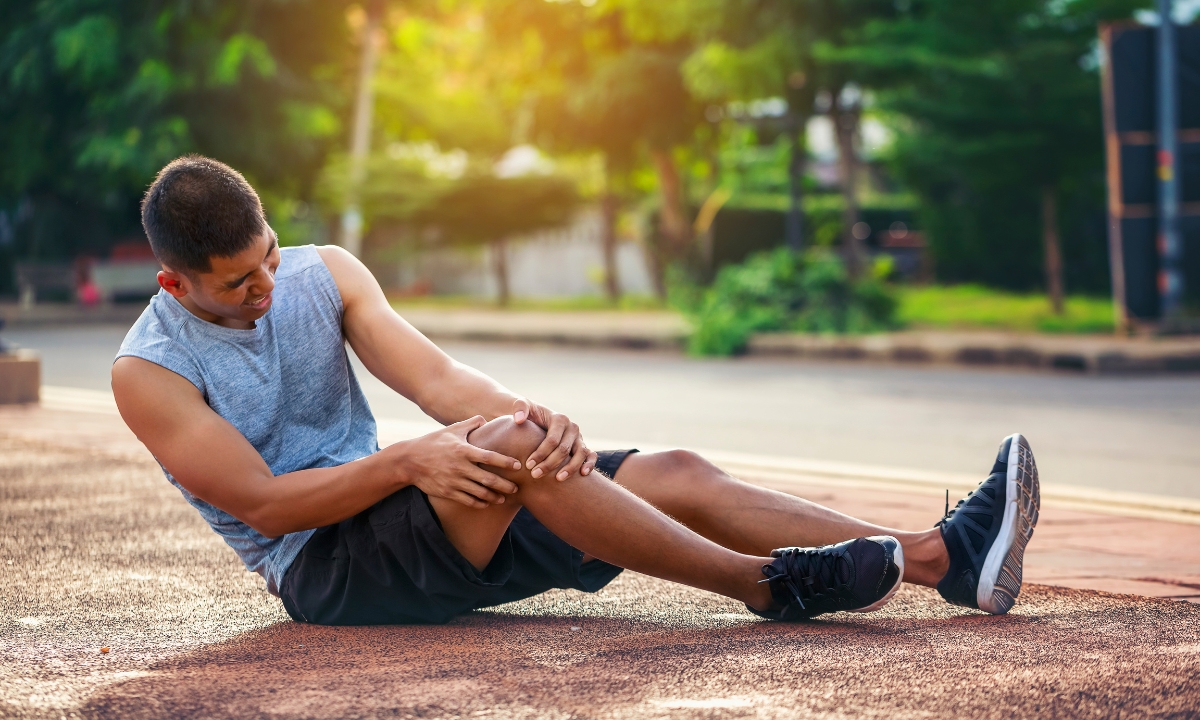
[646,449,724,492]
[467,416,545,468]
[660,449,717,477]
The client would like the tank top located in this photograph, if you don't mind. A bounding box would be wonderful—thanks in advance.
[115,245,379,595]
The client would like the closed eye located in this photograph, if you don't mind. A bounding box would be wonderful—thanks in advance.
[224,237,278,289]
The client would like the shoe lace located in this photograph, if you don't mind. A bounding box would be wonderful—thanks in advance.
[936,488,969,528]
[758,546,851,611]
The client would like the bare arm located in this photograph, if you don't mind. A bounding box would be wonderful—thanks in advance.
[318,245,599,479]
[317,245,518,424]
[112,358,521,537]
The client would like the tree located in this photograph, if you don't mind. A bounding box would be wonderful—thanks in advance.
[677,0,893,275]
[520,0,705,300]
[0,0,354,294]
[828,0,1148,298]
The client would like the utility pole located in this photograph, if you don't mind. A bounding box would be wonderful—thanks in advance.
[339,1,384,258]
[1156,0,1182,322]
[784,72,811,252]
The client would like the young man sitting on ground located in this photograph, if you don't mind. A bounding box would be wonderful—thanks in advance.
[112,156,1040,625]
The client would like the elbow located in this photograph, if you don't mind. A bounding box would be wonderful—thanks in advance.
[242,504,292,540]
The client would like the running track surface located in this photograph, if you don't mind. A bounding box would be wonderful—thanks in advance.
[3,437,1199,719]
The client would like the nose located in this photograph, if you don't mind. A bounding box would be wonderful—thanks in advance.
[247,265,275,298]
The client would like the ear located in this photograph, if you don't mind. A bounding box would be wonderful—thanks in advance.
[157,269,189,299]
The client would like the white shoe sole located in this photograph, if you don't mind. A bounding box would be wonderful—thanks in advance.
[975,434,1040,614]
[851,535,905,613]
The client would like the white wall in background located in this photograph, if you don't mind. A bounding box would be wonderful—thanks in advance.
[391,208,656,300]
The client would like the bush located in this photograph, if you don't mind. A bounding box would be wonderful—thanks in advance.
[676,248,899,356]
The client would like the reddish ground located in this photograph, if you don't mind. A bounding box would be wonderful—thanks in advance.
[2,427,1199,718]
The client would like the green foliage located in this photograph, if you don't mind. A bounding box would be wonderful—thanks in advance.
[418,173,580,246]
[826,0,1148,292]
[897,284,1116,334]
[678,248,898,355]
[0,0,352,291]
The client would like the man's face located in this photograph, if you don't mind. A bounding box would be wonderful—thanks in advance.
[159,231,280,329]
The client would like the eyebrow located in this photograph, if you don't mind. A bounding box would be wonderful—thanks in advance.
[224,235,279,289]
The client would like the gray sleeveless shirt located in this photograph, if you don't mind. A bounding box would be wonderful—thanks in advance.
[116,245,379,595]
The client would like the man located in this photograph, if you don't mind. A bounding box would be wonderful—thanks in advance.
[113,156,1040,625]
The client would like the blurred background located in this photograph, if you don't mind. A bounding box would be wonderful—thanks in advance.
[3,0,1199,336]
[3,0,1200,501]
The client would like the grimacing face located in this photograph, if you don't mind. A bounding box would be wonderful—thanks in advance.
[157,230,281,329]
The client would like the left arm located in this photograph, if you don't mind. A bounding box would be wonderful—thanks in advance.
[316,245,598,480]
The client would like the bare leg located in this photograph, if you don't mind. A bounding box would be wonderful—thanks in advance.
[610,450,949,588]
[426,417,776,611]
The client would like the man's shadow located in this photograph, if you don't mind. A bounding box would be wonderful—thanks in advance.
[77,590,1040,719]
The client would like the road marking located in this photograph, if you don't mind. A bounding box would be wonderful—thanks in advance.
[41,385,1200,525]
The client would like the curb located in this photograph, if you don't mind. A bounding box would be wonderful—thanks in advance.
[747,330,1200,374]
[0,302,148,328]
[9,303,1200,375]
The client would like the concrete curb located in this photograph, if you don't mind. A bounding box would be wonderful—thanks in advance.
[8,303,1200,374]
[747,329,1200,374]
[398,308,1200,375]
[0,302,147,328]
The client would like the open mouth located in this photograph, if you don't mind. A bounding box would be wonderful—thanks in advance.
[245,293,272,311]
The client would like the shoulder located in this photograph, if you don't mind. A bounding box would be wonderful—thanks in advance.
[274,244,324,280]
[117,293,187,364]
[313,245,382,311]
[114,293,206,395]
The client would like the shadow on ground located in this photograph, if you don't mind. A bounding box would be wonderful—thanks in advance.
[3,438,1198,719]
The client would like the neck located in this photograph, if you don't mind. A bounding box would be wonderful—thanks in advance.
[176,294,256,330]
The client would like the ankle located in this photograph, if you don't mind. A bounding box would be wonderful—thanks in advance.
[741,557,775,611]
[899,528,949,588]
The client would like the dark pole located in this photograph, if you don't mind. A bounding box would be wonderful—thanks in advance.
[1157,0,1182,321]
[785,118,804,251]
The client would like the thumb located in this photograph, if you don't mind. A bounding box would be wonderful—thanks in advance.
[450,415,487,436]
[512,398,530,424]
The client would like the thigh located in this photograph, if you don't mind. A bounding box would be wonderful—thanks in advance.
[608,449,737,522]
[427,493,523,571]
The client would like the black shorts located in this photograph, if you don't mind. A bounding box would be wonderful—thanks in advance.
[279,449,637,625]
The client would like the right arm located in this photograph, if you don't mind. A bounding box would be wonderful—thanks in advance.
[112,357,522,538]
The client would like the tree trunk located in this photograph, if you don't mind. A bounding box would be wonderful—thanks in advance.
[339,0,384,258]
[785,120,805,251]
[492,237,510,307]
[1042,184,1064,315]
[600,191,620,303]
[834,102,863,278]
[650,147,692,296]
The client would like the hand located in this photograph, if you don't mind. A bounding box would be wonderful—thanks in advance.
[512,398,598,481]
[400,416,522,508]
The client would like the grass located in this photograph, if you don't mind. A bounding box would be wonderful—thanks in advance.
[389,285,1117,334]
[897,284,1115,334]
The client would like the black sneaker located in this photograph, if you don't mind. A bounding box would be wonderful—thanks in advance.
[937,433,1040,615]
[748,536,904,620]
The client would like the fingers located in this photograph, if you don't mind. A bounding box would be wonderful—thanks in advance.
[533,423,579,481]
[512,398,530,424]
[450,491,489,509]
[466,445,521,472]
[526,414,569,476]
[450,415,487,437]
[556,440,590,481]
[464,466,518,496]
[581,448,599,477]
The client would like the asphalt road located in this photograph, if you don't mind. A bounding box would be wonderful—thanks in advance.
[7,322,1200,499]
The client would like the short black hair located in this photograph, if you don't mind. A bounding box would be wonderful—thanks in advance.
[141,155,267,274]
